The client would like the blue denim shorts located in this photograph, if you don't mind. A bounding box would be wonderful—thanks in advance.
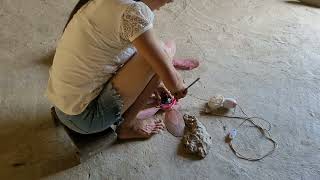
[55,83,124,134]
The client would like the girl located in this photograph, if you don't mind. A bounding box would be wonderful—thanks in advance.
[47,0,189,139]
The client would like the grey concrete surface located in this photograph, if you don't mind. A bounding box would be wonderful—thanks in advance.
[1,0,320,179]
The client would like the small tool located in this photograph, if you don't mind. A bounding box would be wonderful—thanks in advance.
[173,77,200,98]
[186,77,200,90]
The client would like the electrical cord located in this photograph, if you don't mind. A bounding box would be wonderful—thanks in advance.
[189,94,277,161]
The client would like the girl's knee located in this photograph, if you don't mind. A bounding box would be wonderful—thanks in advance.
[161,40,176,59]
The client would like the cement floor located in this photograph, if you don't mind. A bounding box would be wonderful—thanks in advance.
[1,0,319,179]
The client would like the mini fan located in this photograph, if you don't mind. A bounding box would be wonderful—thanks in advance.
[136,78,200,137]
[137,97,184,137]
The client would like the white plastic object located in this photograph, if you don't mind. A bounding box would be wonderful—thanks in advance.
[228,129,237,139]
[208,95,237,110]
[208,95,224,110]
[223,98,237,109]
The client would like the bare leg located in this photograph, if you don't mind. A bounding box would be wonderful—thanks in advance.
[116,76,165,139]
[163,40,176,59]
[112,43,176,139]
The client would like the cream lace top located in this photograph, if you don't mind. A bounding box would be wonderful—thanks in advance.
[46,0,154,115]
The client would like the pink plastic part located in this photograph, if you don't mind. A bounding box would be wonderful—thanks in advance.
[164,109,185,137]
[173,58,200,70]
[136,98,185,137]
[160,98,177,110]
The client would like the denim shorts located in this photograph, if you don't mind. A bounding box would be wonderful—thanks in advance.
[55,82,124,134]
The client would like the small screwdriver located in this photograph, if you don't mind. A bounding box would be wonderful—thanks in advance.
[174,77,200,98]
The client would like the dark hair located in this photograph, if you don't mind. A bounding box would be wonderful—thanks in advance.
[64,0,141,31]
[64,0,91,30]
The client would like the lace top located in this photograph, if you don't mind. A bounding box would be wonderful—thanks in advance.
[120,2,154,42]
[46,0,155,115]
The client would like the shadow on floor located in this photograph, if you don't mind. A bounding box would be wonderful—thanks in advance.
[37,50,55,67]
[0,112,80,179]
[51,107,118,162]
[285,1,320,8]
[65,127,118,161]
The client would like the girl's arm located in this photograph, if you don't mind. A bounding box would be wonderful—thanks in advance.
[132,29,187,99]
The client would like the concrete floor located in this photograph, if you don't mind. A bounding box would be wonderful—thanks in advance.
[1,0,320,179]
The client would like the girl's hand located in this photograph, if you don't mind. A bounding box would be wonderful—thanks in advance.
[172,71,187,100]
[173,88,188,100]
[154,82,174,104]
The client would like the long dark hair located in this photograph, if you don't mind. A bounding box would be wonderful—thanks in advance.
[64,0,141,31]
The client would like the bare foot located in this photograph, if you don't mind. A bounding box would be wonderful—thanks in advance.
[116,117,165,140]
